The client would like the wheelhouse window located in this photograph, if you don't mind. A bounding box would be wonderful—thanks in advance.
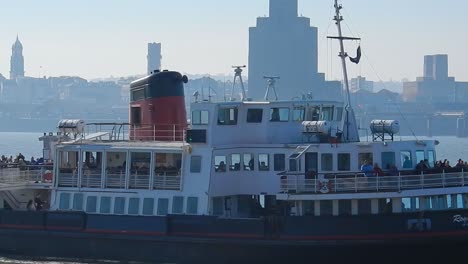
[218,107,238,125]
[192,110,209,125]
[215,156,227,172]
[358,153,373,169]
[274,154,286,171]
[321,106,334,121]
[338,153,351,171]
[428,150,435,168]
[416,151,425,165]
[270,108,289,122]
[381,152,396,170]
[293,107,306,122]
[307,106,320,121]
[258,154,270,171]
[243,154,254,171]
[247,109,263,123]
[321,153,333,171]
[131,88,145,101]
[131,107,141,126]
[230,154,241,171]
[401,151,413,169]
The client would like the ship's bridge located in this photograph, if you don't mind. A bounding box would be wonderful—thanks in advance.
[188,100,345,146]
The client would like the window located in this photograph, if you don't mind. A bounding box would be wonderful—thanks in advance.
[128,198,140,215]
[186,197,198,215]
[100,197,111,214]
[307,106,320,121]
[416,151,425,164]
[172,196,184,214]
[59,193,71,210]
[86,196,97,213]
[72,193,84,211]
[321,154,333,171]
[114,197,125,215]
[215,156,226,172]
[338,153,350,171]
[428,150,435,168]
[274,154,286,171]
[230,154,241,171]
[131,107,141,125]
[270,108,289,122]
[131,88,145,101]
[243,154,254,171]
[293,107,306,122]
[190,156,202,173]
[218,108,238,125]
[157,198,169,215]
[358,153,373,168]
[401,151,413,169]
[381,152,396,170]
[258,154,270,171]
[321,106,334,121]
[247,109,263,123]
[192,110,209,125]
[336,107,343,121]
[142,198,154,215]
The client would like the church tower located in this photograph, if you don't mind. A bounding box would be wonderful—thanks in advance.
[10,36,25,80]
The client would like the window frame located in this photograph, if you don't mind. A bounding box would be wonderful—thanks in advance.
[190,155,202,173]
[337,153,351,171]
[246,108,263,123]
[258,154,270,171]
[192,110,209,125]
[273,154,286,172]
[217,107,238,125]
[270,107,290,122]
[321,153,333,171]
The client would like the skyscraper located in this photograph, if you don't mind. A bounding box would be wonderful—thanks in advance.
[424,54,448,81]
[10,36,25,80]
[147,43,162,75]
[248,0,319,100]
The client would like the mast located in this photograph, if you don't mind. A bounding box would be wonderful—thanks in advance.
[328,0,360,142]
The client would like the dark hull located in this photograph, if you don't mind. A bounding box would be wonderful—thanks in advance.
[1,210,468,263]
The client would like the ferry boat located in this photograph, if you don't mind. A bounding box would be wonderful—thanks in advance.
[0,1,467,263]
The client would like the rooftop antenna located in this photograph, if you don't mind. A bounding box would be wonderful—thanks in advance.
[327,0,360,142]
[193,90,200,102]
[263,76,280,101]
[231,65,247,101]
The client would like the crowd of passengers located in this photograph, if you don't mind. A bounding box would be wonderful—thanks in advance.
[0,153,50,168]
[360,158,468,177]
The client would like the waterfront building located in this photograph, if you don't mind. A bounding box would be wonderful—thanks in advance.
[351,76,374,93]
[248,0,321,100]
[10,36,25,80]
[147,42,162,75]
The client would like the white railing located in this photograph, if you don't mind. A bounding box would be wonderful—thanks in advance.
[83,123,187,142]
[0,165,53,187]
[280,170,468,194]
[154,172,181,191]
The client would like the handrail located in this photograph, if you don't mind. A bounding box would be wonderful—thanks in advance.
[280,169,468,194]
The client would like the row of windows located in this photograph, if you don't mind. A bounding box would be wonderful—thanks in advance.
[199,150,435,174]
[191,106,343,126]
[58,193,199,216]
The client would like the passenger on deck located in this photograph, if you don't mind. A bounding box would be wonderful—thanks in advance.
[403,156,412,169]
[373,163,384,176]
[34,195,44,211]
[217,161,226,172]
[389,164,399,176]
[416,160,428,173]
[361,160,374,177]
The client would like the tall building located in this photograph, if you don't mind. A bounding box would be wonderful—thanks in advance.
[147,43,162,75]
[351,76,374,92]
[248,0,319,100]
[10,36,25,80]
[424,54,448,81]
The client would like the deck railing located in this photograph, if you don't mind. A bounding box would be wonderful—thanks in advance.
[0,164,53,187]
[280,170,468,194]
[81,123,187,142]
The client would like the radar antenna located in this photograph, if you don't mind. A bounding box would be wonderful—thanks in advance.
[231,65,247,101]
[327,0,360,142]
[263,76,280,101]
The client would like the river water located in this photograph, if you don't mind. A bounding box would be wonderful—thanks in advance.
[0,132,467,263]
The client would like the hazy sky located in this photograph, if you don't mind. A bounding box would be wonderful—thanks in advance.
[0,0,467,81]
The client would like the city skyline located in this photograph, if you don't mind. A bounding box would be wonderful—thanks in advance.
[0,0,467,81]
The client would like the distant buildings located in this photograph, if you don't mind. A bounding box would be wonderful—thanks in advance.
[403,55,468,103]
[248,0,328,100]
[147,43,162,75]
[10,36,25,80]
[351,76,374,93]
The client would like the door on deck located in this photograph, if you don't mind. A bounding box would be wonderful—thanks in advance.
[305,152,318,179]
